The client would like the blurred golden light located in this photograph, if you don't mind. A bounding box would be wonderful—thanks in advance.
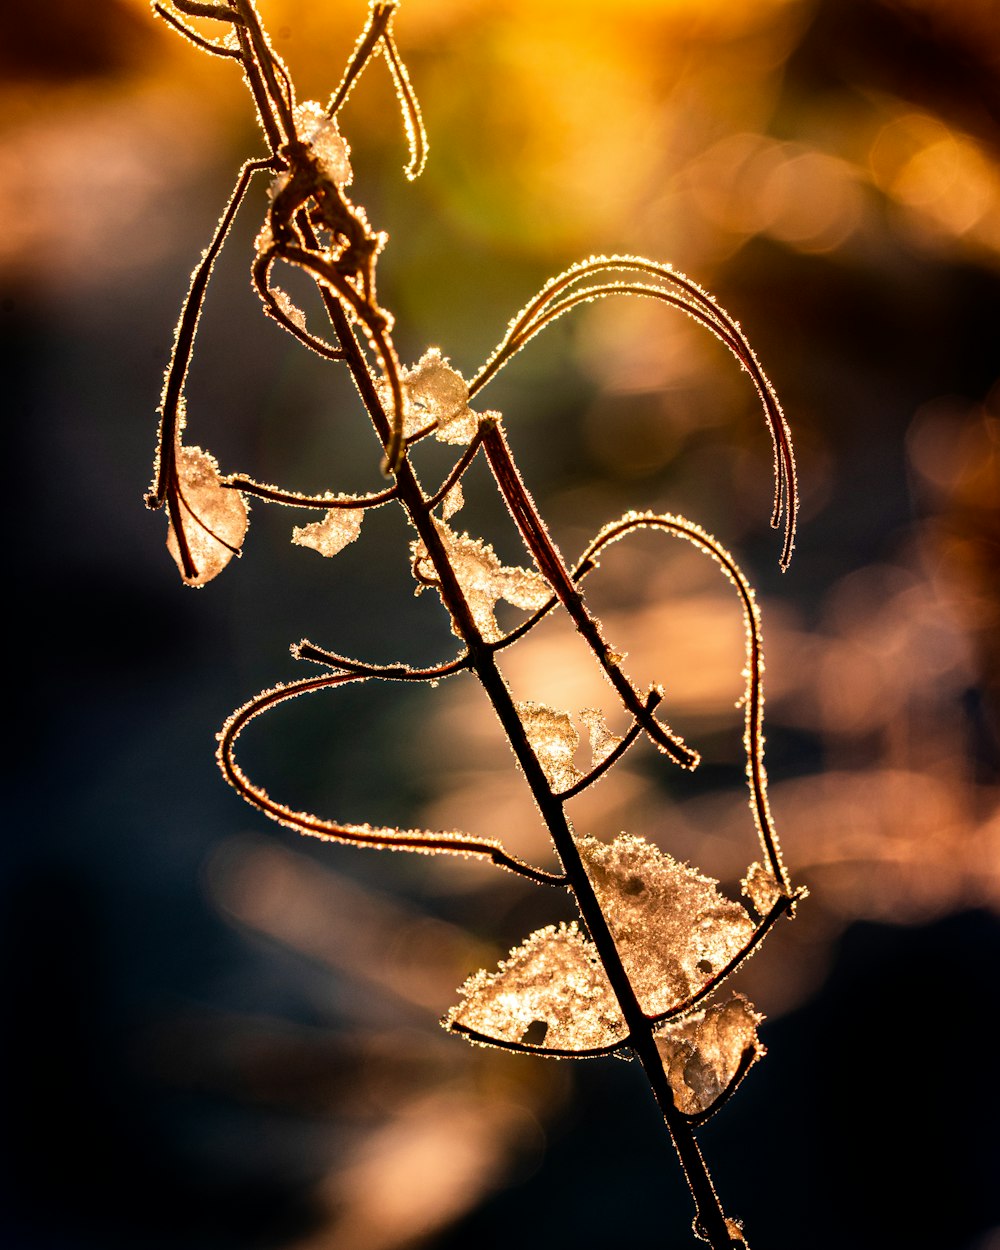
[685,132,862,254]
[304,1091,542,1250]
[870,109,1000,257]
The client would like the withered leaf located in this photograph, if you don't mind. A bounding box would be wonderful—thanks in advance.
[412,519,550,642]
[167,445,248,587]
[579,707,623,768]
[445,922,627,1053]
[742,861,782,916]
[578,834,755,1017]
[291,506,364,558]
[515,701,582,792]
[655,995,763,1116]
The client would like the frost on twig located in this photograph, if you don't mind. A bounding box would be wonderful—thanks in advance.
[580,708,624,767]
[291,505,365,557]
[167,445,249,586]
[445,922,626,1053]
[293,100,353,186]
[654,995,763,1117]
[441,481,464,520]
[578,834,755,1016]
[741,861,782,917]
[515,701,583,792]
[412,519,551,642]
[149,2,803,1242]
[380,349,479,444]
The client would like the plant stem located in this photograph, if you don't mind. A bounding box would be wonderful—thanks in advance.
[323,295,740,1249]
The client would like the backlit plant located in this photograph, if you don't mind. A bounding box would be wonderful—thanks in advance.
[146,3,804,1246]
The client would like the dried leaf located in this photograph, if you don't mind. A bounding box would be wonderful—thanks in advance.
[291,506,364,558]
[499,562,552,612]
[742,861,782,916]
[270,285,307,331]
[654,995,763,1116]
[446,922,626,1053]
[294,100,353,186]
[578,834,755,1016]
[441,481,464,520]
[412,520,550,642]
[393,349,479,444]
[579,707,623,768]
[167,445,248,587]
[515,701,582,792]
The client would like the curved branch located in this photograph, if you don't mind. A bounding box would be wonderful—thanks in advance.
[252,247,347,361]
[218,671,565,885]
[559,689,664,799]
[147,157,276,524]
[578,511,792,893]
[171,0,244,21]
[291,641,471,681]
[470,256,797,569]
[424,425,487,512]
[225,476,398,509]
[381,26,427,180]
[447,1020,629,1060]
[153,4,241,56]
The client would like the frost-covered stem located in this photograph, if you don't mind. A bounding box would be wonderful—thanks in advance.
[320,297,740,1249]
[481,421,699,770]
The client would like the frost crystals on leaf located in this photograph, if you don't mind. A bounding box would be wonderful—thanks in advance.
[579,708,623,768]
[294,100,353,186]
[742,861,782,916]
[441,481,464,520]
[270,286,307,332]
[412,520,550,642]
[291,506,364,558]
[167,445,248,587]
[445,922,626,1053]
[654,995,763,1116]
[515,701,582,792]
[578,834,755,1016]
[388,349,479,444]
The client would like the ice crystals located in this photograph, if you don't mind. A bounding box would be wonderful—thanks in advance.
[578,834,755,1016]
[741,861,782,916]
[386,349,479,444]
[515,701,582,791]
[446,922,626,1053]
[167,445,248,587]
[412,520,550,642]
[291,505,364,558]
[654,995,763,1116]
[294,100,353,187]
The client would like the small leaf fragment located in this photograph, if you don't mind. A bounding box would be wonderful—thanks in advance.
[578,834,755,1016]
[270,285,307,331]
[294,100,353,186]
[387,349,479,444]
[515,700,582,792]
[741,861,782,916]
[445,922,626,1053]
[412,520,551,642]
[166,445,248,587]
[579,707,623,768]
[654,995,763,1116]
[441,481,464,520]
[291,506,364,558]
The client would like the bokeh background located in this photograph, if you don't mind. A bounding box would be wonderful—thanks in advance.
[3,1,999,1247]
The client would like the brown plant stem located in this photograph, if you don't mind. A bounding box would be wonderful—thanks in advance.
[320,287,743,1249]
